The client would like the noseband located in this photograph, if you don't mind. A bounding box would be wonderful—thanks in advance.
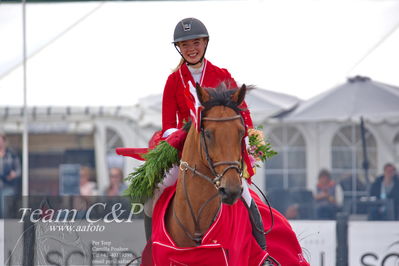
[175,113,244,246]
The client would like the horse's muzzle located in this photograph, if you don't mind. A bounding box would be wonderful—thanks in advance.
[218,186,243,205]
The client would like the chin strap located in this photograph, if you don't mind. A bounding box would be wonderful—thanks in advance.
[174,43,208,66]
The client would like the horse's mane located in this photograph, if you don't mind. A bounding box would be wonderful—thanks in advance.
[201,83,244,113]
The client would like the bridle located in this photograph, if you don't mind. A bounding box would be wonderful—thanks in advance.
[174,112,244,245]
[186,114,244,188]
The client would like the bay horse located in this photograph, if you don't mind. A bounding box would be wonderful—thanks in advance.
[166,84,246,246]
[146,84,279,265]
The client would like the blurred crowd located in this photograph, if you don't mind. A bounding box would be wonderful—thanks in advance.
[0,131,128,218]
[269,164,399,221]
[78,166,127,197]
[1,129,398,221]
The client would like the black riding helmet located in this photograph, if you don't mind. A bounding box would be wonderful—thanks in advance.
[173,18,209,65]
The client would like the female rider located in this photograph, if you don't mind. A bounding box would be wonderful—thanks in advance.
[145,18,309,265]
[145,16,264,250]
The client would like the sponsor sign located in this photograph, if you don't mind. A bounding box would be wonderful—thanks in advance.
[349,221,399,266]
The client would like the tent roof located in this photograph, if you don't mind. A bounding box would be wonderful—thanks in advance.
[135,87,301,127]
[282,76,399,124]
[0,86,299,129]
[0,105,140,121]
[244,87,301,124]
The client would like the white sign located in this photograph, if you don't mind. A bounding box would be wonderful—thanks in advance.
[349,221,399,266]
[290,220,336,266]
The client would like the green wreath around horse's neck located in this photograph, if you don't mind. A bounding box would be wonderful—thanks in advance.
[125,140,179,204]
[125,123,276,204]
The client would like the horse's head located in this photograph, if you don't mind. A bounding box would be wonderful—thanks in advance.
[195,83,247,205]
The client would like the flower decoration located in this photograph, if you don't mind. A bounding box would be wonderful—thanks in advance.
[247,126,277,167]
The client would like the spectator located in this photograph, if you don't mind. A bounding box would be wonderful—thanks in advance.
[314,169,337,219]
[105,167,127,196]
[79,166,97,196]
[369,163,399,220]
[72,166,98,219]
[284,204,299,219]
[0,131,21,217]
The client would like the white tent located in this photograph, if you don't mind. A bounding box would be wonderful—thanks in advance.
[245,87,301,125]
[283,76,399,124]
[135,87,301,128]
[273,76,399,192]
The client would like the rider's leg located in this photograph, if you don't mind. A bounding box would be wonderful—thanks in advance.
[242,180,266,250]
[143,196,154,242]
[144,213,152,242]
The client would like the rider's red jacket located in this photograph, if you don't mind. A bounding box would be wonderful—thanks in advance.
[161,59,253,134]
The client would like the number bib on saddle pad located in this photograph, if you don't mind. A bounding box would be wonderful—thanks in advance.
[141,185,269,266]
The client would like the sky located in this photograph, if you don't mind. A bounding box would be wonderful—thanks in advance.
[1,0,399,106]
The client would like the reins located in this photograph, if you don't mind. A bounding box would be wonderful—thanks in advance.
[173,113,243,246]
[173,165,220,245]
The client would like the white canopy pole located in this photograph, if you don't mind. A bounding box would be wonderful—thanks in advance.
[22,0,29,197]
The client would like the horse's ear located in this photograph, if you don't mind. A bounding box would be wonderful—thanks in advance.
[231,84,246,105]
[196,83,210,104]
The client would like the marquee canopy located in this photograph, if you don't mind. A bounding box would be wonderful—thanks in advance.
[282,76,399,124]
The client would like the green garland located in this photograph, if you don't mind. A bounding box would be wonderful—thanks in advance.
[123,122,276,203]
[124,141,179,203]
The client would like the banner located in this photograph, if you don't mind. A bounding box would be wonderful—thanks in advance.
[349,221,399,266]
[3,196,146,266]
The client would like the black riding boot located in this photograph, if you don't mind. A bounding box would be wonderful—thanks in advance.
[144,214,152,242]
[247,199,266,250]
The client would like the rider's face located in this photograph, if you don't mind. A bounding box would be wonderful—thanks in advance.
[177,38,208,67]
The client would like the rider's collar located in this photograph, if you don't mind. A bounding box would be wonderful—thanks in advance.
[187,63,204,75]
